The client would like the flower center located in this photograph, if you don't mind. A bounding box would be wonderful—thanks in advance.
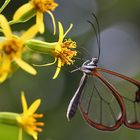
[56,39,77,66]
[32,0,58,13]
[2,39,23,59]
[17,113,44,135]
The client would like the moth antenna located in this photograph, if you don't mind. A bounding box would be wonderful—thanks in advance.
[92,13,101,61]
[87,13,101,62]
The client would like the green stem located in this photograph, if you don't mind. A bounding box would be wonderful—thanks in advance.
[0,0,11,13]
[25,39,57,54]
[9,20,24,25]
[18,128,23,140]
[0,112,19,126]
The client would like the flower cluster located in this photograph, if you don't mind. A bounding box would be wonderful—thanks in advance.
[0,0,78,140]
[0,0,77,83]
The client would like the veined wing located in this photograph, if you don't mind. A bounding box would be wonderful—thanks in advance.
[79,70,125,131]
[96,68,140,129]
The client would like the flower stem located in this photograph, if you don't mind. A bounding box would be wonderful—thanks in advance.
[0,112,19,125]
[0,0,11,13]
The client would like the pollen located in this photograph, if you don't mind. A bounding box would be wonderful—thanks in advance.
[32,0,58,13]
[55,39,77,66]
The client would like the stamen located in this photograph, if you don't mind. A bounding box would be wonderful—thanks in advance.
[33,113,44,118]
[34,127,43,132]
[35,122,44,126]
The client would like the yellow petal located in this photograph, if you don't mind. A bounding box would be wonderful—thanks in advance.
[26,99,41,115]
[53,58,62,79]
[0,72,8,83]
[47,11,56,35]
[33,57,57,67]
[14,57,37,75]
[21,91,28,112]
[36,12,44,33]
[20,25,38,42]
[58,22,64,43]
[0,42,3,50]
[0,55,9,67]
[13,3,34,20]
[0,56,10,83]
[0,14,12,38]
[27,130,37,140]
[63,24,73,38]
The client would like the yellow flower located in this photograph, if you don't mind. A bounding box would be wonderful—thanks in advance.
[13,0,58,34]
[26,22,77,79]
[0,14,38,83]
[0,53,11,82]
[46,22,77,79]
[17,92,44,140]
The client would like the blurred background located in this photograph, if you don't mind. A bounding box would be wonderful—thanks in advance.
[1,0,140,140]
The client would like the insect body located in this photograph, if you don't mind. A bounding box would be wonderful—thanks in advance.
[66,14,140,130]
[67,58,98,121]
[67,56,140,130]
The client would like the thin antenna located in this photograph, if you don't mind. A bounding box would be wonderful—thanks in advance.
[87,20,100,58]
[77,46,91,57]
[92,13,101,61]
[87,13,101,62]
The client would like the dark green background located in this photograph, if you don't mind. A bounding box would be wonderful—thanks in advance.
[0,0,140,140]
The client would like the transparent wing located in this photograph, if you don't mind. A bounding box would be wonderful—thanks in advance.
[96,68,140,129]
[79,71,125,131]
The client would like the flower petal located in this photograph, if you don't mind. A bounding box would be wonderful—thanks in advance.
[0,14,12,38]
[27,130,37,140]
[26,99,41,115]
[20,25,38,42]
[21,91,28,112]
[53,58,62,79]
[0,56,10,83]
[47,11,56,35]
[13,3,34,21]
[36,12,44,33]
[0,72,8,83]
[63,24,73,38]
[58,22,64,43]
[33,57,57,67]
[14,57,37,75]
